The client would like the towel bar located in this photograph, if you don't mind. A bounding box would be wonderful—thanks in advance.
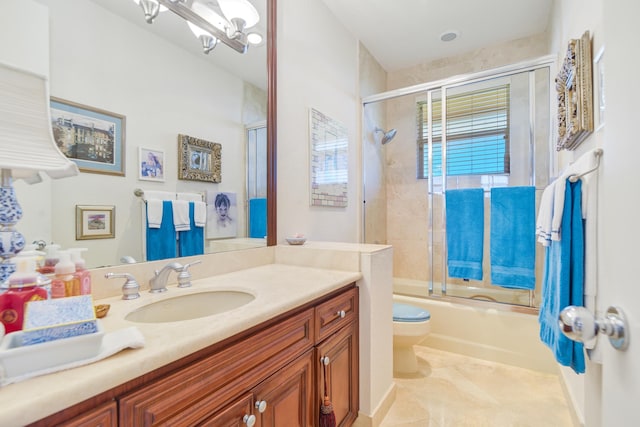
[568,148,603,182]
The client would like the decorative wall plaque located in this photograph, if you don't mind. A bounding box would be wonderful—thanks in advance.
[555,31,594,151]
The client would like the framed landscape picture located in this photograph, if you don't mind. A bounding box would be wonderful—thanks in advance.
[50,97,126,176]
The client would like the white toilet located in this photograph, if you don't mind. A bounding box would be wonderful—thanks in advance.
[392,302,431,374]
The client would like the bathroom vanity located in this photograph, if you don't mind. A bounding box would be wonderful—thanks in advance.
[7,264,360,427]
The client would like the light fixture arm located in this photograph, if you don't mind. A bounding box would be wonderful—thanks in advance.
[157,0,249,53]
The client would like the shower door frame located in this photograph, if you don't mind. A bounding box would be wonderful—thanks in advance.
[362,55,556,307]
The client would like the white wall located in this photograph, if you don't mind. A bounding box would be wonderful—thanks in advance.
[547,1,605,425]
[277,0,360,243]
[14,0,265,268]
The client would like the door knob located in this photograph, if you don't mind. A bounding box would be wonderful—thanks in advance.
[559,305,629,351]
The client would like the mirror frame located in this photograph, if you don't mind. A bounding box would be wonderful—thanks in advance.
[267,0,277,246]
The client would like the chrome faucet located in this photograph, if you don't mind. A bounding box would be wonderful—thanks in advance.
[149,262,183,293]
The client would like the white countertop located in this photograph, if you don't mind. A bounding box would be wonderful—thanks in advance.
[0,263,362,427]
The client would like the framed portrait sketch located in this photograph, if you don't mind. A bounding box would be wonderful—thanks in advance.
[206,191,237,239]
[178,134,222,183]
[50,97,126,176]
[76,205,115,240]
[138,147,165,182]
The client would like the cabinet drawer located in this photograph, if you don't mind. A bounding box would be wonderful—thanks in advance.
[58,401,117,427]
[315,287,358,343]
[198,393,253,427]
[119,308,314,426]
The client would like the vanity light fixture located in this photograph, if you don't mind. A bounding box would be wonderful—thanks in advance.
[132,0,168,24]
[134,0,262,54]
[0,62,79,282]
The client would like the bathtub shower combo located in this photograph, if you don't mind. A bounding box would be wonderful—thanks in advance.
[362,57,558,372]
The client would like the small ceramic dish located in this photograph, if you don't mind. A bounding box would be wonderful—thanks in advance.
[286,237,306,245]
[95,304,111,319]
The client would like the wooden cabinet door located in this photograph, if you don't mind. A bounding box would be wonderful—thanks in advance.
[253,349,314,427]
[315,322,359,427]
[58,401,117,427]
[199,393,254,427]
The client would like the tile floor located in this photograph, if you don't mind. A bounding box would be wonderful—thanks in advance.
[378,345,575,427]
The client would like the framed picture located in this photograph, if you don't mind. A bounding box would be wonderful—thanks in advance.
[593,45,605,130]
[309,108,349,207]
[178,134,221,183]
[50,97,126,176]
[76,205,115,240]
[555,31,593,151]
[206,191,237,239]
[138,147,165,182]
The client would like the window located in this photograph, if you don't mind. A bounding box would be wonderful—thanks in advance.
[417,84,510,178]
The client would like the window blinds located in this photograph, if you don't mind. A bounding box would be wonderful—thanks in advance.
[417,84,510,178]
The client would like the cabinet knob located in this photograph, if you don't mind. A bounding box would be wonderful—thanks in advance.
[321,356,330,365]
[243,414,256,427]
[337,310,346,318]
[255,400,267,413]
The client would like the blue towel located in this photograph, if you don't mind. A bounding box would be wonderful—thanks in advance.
[445,188,485,280]
[179,202,204,257]
[249,198,267,238]
[539,179,585,374]
[490,186,536,289]
[146,201,177,261]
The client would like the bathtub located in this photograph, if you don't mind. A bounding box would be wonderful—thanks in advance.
[393,292,558,374]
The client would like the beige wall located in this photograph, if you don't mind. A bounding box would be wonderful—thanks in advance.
[360,44,388,245]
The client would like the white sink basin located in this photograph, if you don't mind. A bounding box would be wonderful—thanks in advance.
[125,291,255,323]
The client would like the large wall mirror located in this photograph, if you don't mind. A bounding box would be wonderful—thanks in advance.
[14,0,276,268]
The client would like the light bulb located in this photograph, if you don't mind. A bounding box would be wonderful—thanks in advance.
[217,0,259,29]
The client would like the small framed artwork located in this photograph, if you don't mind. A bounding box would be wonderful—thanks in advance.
[138,147,165,181]
[206,191,237,239]
[50,97,126,176]
[309,108,349,207]
[76,205,115,240]
[178,134,222,183]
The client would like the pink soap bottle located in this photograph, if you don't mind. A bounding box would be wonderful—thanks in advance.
[0,257,48,333]
[51,251,79,298]
[69,248,91,296]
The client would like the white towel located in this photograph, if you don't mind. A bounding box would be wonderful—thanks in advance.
[536,181,556,247]
[177,192,203,202]
[143,190,176,201]
[551,148,602,241]
[146,199,164,229]
[193,201,207,228]
[0,327,145,386]
[550,177,567,241]
[172,200,191,231]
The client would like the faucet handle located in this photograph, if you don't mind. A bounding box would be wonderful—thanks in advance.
[177,260,202,288]
[105,272,140,300]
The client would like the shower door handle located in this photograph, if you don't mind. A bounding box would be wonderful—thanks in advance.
[559,305,629,351]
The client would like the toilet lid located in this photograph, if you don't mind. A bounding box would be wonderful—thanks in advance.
[393,303,431,322]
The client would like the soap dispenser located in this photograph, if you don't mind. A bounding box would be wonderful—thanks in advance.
[40,244,61,275]
[69,248,91,295]
[0,256,49,333]
[51,251,79,298]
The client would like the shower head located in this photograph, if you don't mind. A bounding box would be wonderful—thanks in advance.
[375,127,397,144]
